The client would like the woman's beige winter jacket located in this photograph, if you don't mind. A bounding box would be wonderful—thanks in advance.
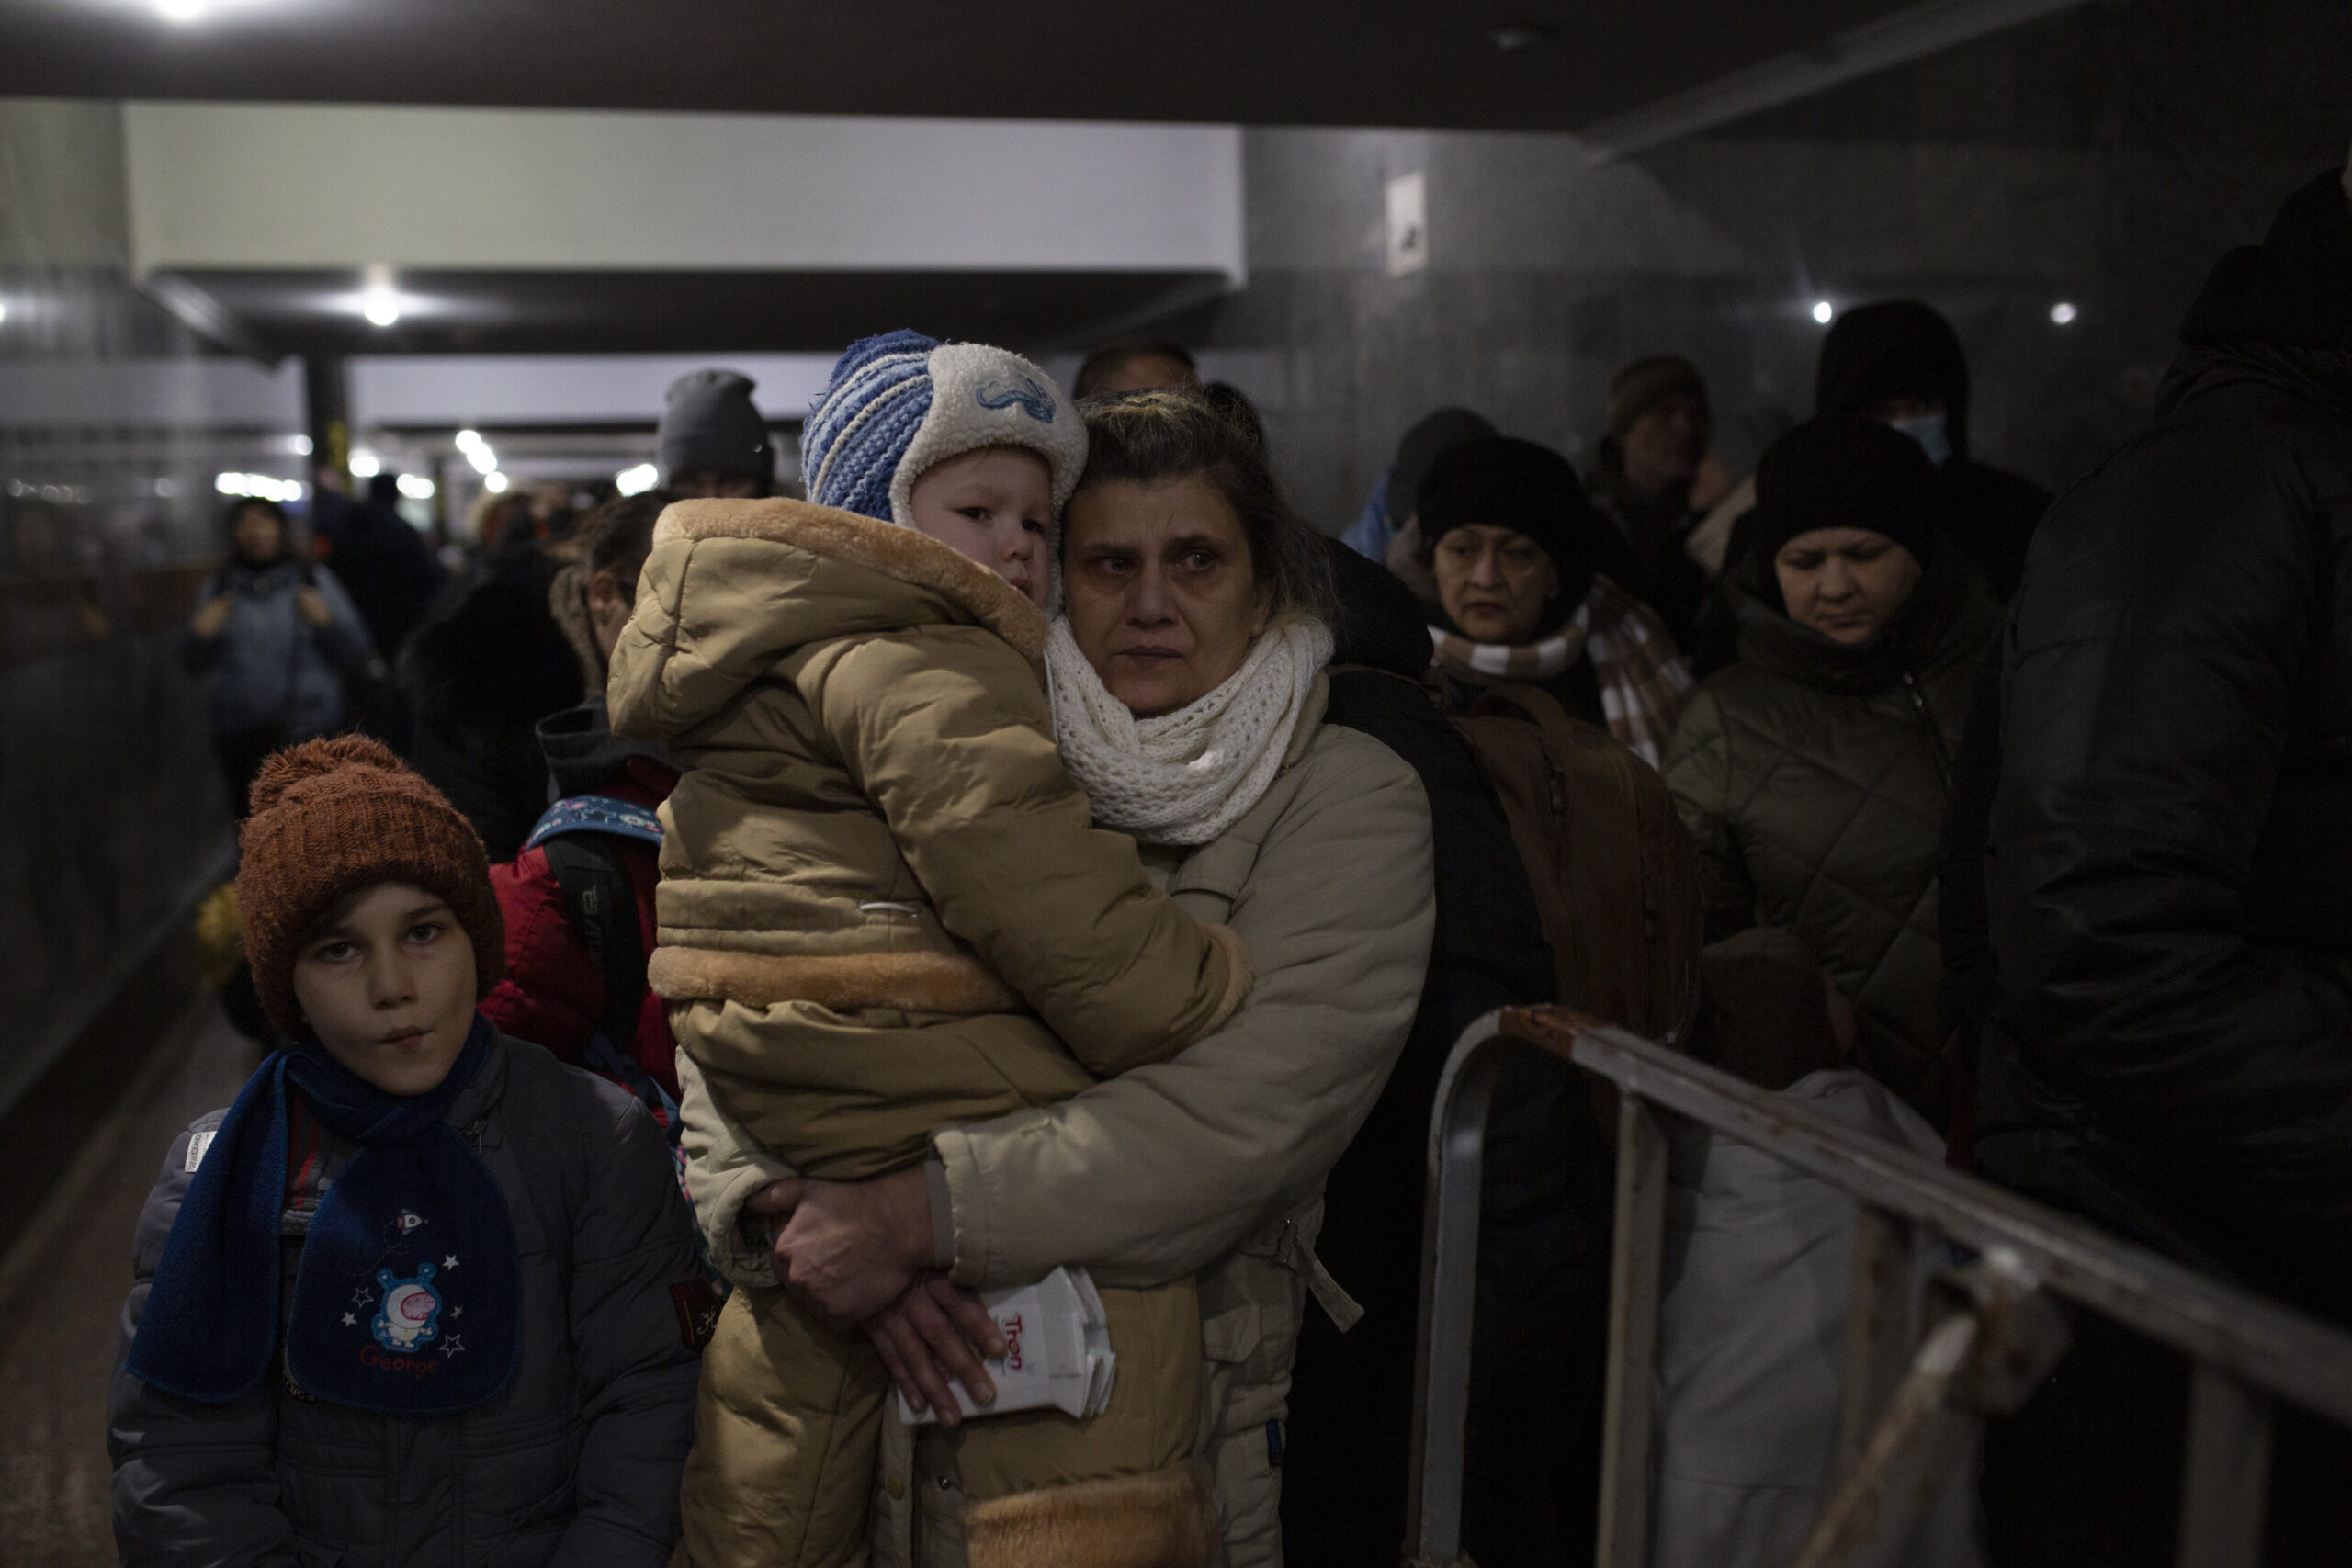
[605,497,1248,1177]
[681,678,1437,1568]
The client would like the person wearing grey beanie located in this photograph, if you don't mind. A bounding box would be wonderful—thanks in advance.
[659,367,775,498]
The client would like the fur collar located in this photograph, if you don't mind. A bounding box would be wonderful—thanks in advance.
[654,498,1048,657]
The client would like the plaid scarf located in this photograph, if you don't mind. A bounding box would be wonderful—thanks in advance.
[1430,576,1692,767]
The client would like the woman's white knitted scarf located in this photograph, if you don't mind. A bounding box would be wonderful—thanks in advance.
[1044,615,1333,846]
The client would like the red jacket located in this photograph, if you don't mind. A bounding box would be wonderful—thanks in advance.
[481,761,679,1100]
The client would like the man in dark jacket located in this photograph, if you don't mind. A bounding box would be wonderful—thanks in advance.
[1815,299,2052,600]
[320,472,447,661]
[1966,164,2352,1563]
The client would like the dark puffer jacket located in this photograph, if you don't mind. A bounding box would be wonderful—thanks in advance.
[1974,170,2352,1319]
[1663,543,1996,1120]
[108,1032,704,1566]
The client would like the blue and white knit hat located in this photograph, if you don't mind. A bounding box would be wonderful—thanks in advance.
[802,330,1087,528]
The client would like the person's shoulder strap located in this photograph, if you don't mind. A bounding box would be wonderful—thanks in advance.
[538,831,648,1071]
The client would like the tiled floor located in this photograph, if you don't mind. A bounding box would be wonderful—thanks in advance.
[0,1002,256,1567]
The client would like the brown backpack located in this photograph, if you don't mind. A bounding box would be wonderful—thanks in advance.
[1448,683,1703,1041]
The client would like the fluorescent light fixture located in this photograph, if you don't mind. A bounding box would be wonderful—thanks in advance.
[455,427,486,452]
[483,471,510,494]
[396,473,436,500]
[349,449,382,479]
[1812,300,1836,325]
[2050,301,2079,325]
[154,0,207,21]
[615,462,661,497]
[466,444,498,476]
[213,472,305,502]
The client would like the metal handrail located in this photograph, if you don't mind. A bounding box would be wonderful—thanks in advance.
[1406,1006,2352,1568]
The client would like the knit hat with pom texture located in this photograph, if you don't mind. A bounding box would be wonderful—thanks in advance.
[235,736,504,1035]
[800,330,1088,528]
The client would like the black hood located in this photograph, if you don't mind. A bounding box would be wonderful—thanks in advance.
[537,696,673,798]
[1815,299,1973,459]
[1324,536,1434,677]
[2181,169,2352,350]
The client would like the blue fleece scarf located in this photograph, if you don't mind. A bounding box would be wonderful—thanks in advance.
[129,1017,521,1415]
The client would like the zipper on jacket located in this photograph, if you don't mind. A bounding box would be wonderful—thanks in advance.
[1899,667,1954,790]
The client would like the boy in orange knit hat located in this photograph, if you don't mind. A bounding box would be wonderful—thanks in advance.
[107,736,705,1566]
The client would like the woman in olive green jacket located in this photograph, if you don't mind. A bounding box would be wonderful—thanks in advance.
[1663,418,1997,1122]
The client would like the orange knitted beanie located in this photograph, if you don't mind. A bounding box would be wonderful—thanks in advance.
[235,736,505,1035]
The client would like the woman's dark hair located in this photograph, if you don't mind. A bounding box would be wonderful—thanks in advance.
[1072,337,1199,400]
[223,495,290,535]
[581,489,674,604]
[1073,389,1339,628]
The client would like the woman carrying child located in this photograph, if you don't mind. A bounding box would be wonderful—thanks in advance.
[632,362,1438,1568]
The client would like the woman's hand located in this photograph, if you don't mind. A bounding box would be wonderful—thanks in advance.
[749,1167,935,1326]
[295,585,334,628]
[864,1274,1006,1429]
[190,592,232,639]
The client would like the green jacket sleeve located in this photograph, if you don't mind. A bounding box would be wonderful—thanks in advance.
[1663,684,1757,942]
[933,728,1435,1291]
[810,626,1247,1075]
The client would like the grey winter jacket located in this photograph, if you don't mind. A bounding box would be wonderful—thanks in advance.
[107,1032,704,1568]
[183,558,376,738]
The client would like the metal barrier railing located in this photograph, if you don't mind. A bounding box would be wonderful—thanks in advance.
[1405,1006,2352,1568]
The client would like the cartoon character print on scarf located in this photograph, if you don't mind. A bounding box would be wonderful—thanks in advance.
[285,1087,521,1411]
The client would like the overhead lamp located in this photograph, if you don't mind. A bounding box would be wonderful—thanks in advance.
[288,434,312,456]
[2050,301,2079,325]
[455,427,485,452]
[349,449,382,479]
[359,263,401,329]
[466,444,498,476]
[154,0,207,21]
[396,473,436,500]
[483,471,510,494]
[1812,300,1836,325]
[615,462,660,497]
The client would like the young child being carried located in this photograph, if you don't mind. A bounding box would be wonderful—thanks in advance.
[608,332,1249,1568]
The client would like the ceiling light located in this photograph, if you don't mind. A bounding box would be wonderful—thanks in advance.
[483,471,510,494]
[358,262,401,328]
[287,434,312,456]
[455,427,485,452]
[2049,301,2078,325]
[1487,23,1558,51]
[466,444,498,476]
[1812,299,1836,324]
[615,462,660,497]
[154,0,207,21]
[396,473,436,500]
[349,449,381,479]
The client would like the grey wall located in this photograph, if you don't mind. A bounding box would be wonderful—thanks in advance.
[1185,0,2351,532]
[0,98,249,1116]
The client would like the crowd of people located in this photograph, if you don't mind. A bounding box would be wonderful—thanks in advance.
[130,155,2352,1568]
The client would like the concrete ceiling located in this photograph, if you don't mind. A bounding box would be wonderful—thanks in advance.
[169,266,1231,356]
[7,0,1929,133]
